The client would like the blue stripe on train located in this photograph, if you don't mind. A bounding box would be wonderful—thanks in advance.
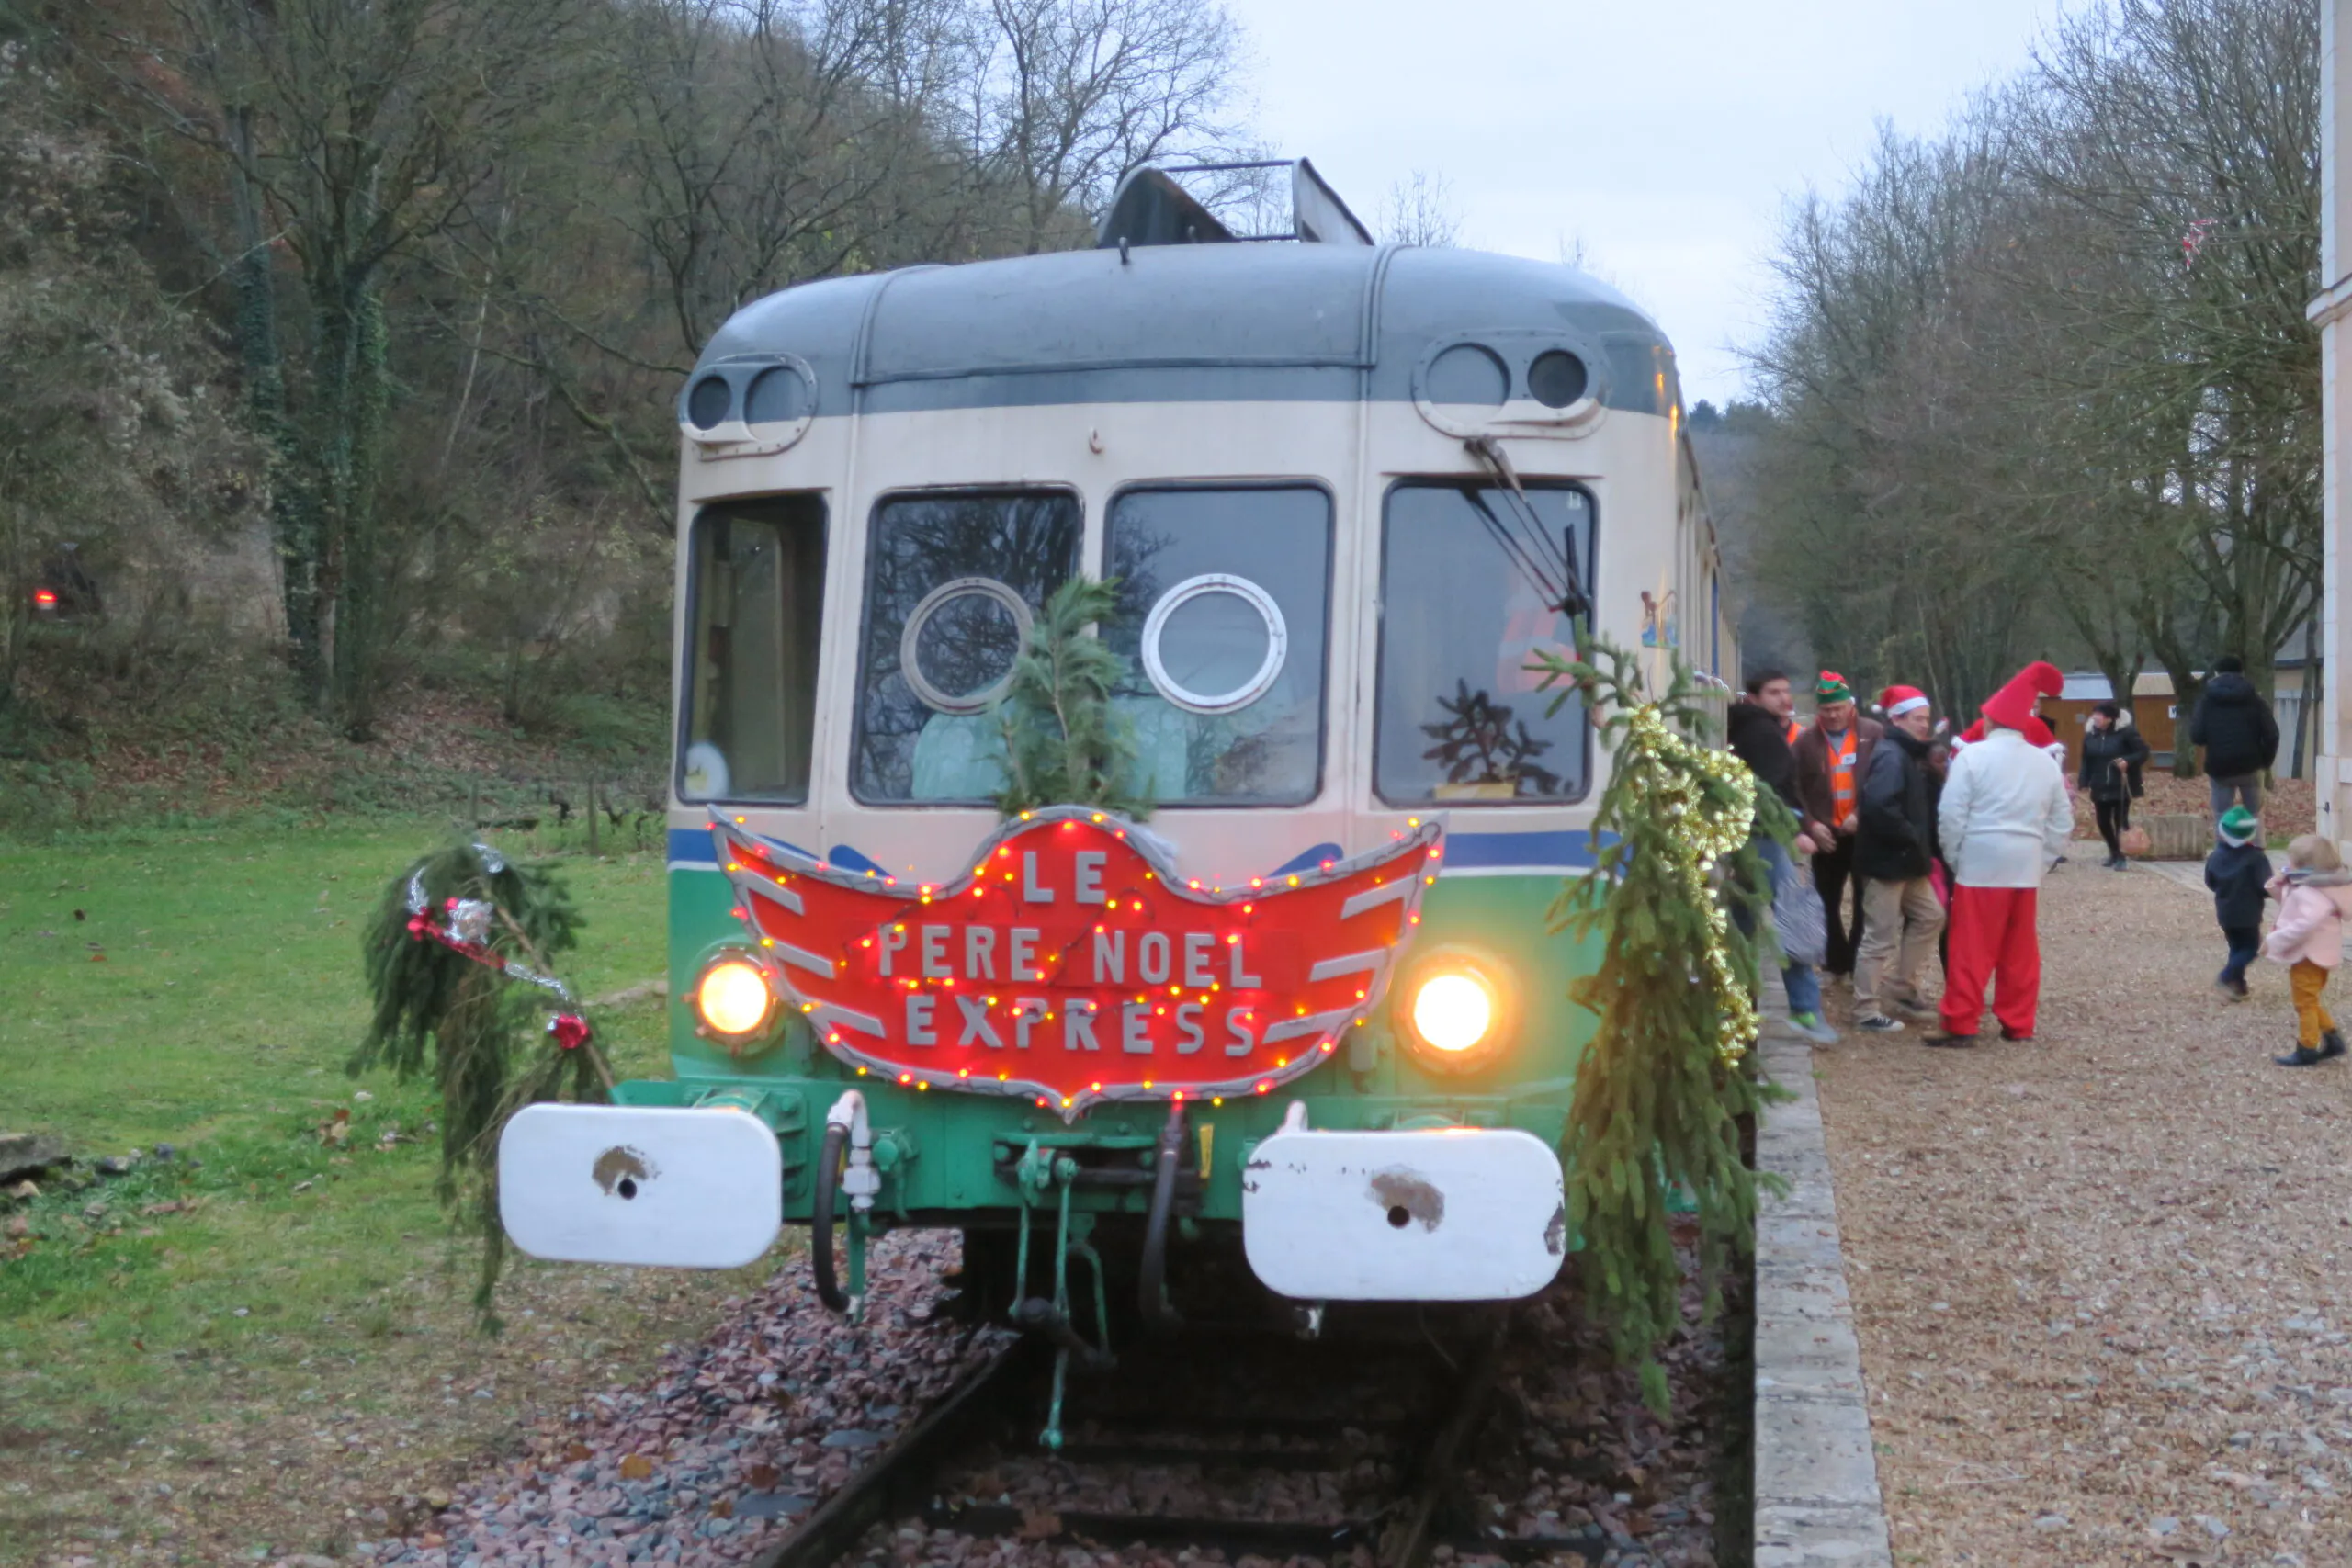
[672,826,1605,874]
[1444,830,1602,871]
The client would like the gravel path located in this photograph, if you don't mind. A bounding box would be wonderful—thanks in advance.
[1812,858,2352,1566]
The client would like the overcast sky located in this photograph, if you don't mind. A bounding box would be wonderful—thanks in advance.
[1219,0,2075,405]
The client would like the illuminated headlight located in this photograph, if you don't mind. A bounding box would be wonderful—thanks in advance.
[695,957,775,1039]
[1396,952,1513,1070]
[1412,973,1496,1053]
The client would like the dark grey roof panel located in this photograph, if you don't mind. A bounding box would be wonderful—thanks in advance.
[688,243,1678,418]
[1368,247,1676,414]
[861,363,1362,414]
[859,245,1375,380]
[693,271,892,421]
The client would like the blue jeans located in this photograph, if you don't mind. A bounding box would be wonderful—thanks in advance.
[2221,924,2261,986]
[2210,774,2263,818]
[1741,834,1822,1017]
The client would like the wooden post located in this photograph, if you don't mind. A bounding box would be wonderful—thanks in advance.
[587,779,601,858]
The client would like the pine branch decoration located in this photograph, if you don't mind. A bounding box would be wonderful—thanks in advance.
[994,576,1152,818]
[352,841,595,1325]
[1528,639,1783,1406]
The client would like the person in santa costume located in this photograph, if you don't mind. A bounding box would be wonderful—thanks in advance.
[1926,660,2075,1046]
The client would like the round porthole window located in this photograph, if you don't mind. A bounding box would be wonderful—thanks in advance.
[1526,350,1589,410]
[1141,574,1288,715]
[685,374,733,430]
[899,578,1034,715]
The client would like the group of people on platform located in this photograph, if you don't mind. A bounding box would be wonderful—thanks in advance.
[1724,655,2326,1065]
[1729,662,2075,1047]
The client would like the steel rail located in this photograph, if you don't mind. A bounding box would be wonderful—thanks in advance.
[756,1307,1529,1568]
[750,1334,1041,1568]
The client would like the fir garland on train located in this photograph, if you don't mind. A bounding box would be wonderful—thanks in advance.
[993,575,1153,819]
[1529,637,1789,1406]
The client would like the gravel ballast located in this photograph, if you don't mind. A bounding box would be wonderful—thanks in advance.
[361,1232,1006,1567]
[1812,856,2352,1565]
[355,1226,1740,1568]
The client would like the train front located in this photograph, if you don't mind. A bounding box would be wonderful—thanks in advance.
[496,166,1721,1330]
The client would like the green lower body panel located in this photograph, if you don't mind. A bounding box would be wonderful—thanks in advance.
[654,863,1596,1225]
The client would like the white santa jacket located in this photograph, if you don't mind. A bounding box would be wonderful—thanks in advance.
[1938,727,2075,889]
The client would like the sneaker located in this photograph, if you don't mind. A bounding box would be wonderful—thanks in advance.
[2277,1045,2325,1067]
[1892,995,1939,1021]
[1921,1032,1978,1049]
[2000,1029,2035,1043]
[1854,1015,1905,1033]
[2324,1031,2347,1060]
[1786,1012,1839,1045]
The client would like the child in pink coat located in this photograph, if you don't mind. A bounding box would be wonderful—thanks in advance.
[2263,834,2352,1066]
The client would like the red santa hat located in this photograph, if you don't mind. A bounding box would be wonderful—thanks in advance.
[1878,685,1929,718]
[1980,660,2064,734]
[1956,713,2057,750]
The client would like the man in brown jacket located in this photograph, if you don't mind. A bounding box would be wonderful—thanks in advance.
[1792,671,1883,977]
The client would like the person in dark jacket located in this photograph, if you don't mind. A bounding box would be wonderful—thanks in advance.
[1791,671,1884,976]
[1726,670,1837,1045]
[2077,702,2150,870]
[1850,686,1946,1032]
[2188,655,2280,818]
[2205,805,2270,1001]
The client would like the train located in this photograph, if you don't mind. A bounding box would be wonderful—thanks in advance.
[498,158,1734,1400]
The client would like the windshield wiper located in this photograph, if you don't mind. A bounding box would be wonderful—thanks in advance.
[1464,436,1589,621]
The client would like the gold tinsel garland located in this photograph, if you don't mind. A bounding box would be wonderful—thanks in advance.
[1617,702,1759,1064]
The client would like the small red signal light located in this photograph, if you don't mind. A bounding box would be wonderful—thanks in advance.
[32,589,58,606]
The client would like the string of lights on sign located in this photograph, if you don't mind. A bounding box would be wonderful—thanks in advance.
[706,805,1442,1120]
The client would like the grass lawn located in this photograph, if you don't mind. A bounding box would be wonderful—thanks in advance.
[0,824,773,1566]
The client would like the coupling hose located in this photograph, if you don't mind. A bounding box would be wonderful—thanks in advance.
[810,1121,851,1313]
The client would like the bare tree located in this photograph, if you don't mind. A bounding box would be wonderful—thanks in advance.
[2016,0,2321,709]
[1378,168,1462,247]
[967,0,1250,251]
[1737,0,2319,750]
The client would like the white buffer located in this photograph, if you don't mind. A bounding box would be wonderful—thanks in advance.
[1240,1121,1566,1301]
[498,1104,782,1269]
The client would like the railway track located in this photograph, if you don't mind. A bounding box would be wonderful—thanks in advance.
[752,1307,1617,1568]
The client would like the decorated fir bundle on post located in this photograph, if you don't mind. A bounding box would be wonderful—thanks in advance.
[1527,637,1786,1406]
[353,840,607,1324]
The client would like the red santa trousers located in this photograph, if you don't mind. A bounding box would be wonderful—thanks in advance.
[1939,885,2041,1038]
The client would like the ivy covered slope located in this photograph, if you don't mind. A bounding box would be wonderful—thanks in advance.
[1532,638,1788,1404]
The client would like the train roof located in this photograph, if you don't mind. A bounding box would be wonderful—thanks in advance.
[688,242,1680,421]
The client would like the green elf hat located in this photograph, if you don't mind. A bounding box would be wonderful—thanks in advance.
[2217,806,2259,847]
[1815,670,1852,703]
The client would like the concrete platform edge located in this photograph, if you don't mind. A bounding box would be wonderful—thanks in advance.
[1753,1023,1895,1568]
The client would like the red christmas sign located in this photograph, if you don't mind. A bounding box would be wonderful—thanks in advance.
[708,807,1443,1118]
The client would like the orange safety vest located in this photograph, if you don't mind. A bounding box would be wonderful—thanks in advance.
[1783,717,1804,748]
[1827,727,1858,827]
